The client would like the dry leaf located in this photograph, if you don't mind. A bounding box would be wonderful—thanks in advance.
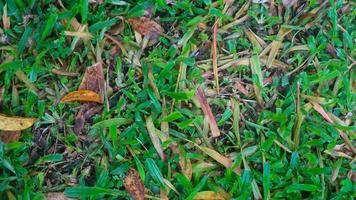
[61,90,103,104]
[45,192,74,200]
[127,17,163,41]
[78,62,105,95]
[193,191,225,200]
[196,87,221,137]
[0,114,36,131]
[0,131,21,143]
[124,168,145,200]
[73,63,105,134]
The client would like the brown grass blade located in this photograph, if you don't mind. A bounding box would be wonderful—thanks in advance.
[265,27,292,68]
[196,87,220,137]
[310,101,356,154]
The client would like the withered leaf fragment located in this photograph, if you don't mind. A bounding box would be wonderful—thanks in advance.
[74,62,105,134]
[124,168,145,200]
[0,114,36,131]
[0,131,21,143]
[127,17,163,42]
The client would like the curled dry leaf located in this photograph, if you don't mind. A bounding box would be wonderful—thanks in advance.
[61,90,103,104]
[0,114,36,131]
[0,131,21,143]
[193,191,225,200]
[127,17,163,42]
[124,168,145,200]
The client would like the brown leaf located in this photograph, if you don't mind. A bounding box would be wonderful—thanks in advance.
[0,131,21,143]
[127,17,163,41]
[196,87,220,137]
[73,63,105,134]
[79,62,105,95]
[61,90,103,104]
[45,192,74,200]
[124,168,145,200]
[0,114,36,131]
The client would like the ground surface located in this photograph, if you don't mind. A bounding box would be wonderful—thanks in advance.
[0,0,355,199]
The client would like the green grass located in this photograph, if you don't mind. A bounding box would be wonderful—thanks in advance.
[0,0,355,199]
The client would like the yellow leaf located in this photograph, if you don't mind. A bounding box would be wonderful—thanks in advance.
[193,191,225,200]
[0,114,36,131]
[61,90,103,104]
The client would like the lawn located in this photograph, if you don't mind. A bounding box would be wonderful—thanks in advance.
[0,0,355,199]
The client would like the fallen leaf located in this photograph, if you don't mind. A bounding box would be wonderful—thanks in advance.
[78,62,105,95]
[73,62,105,134]
[0,131,21,143]
[193,191,225,200]
[46,192,74,200]
[196,87,221,137]
[127,17,163,42]
[124,168,145,200]
[61,90,103,104]
[0,114,36,131]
